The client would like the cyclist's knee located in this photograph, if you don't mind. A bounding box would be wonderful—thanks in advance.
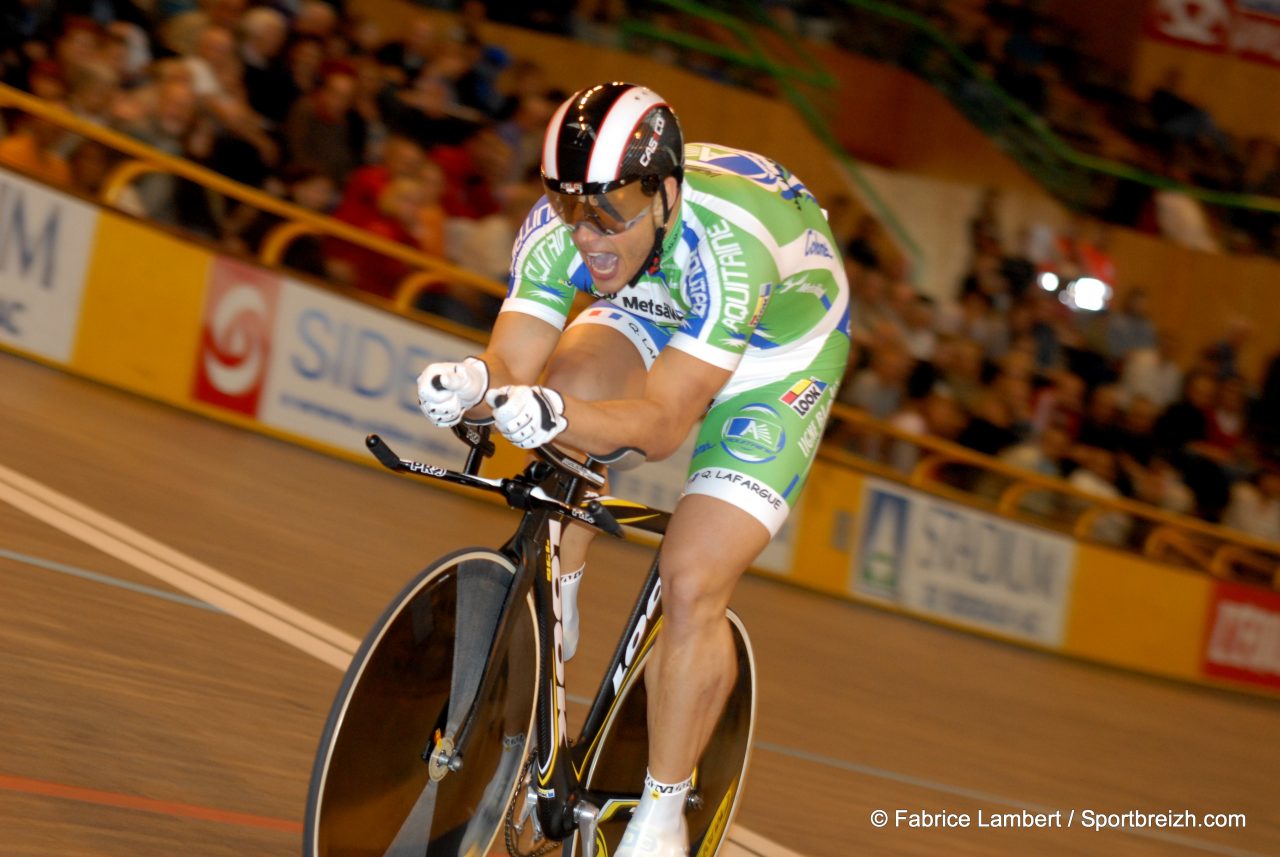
[658,546,736,634]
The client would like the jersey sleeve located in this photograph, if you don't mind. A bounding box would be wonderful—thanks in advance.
[500,198,580,329]
[668,206,779,372]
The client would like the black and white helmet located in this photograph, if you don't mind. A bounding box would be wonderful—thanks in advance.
[542,81,684,200]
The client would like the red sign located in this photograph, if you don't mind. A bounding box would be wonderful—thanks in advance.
[191,257,281,417]
[1147,0,1280,67]
[1202,580,1280,691]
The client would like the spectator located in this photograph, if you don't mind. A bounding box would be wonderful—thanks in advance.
[884,377,968,474]
[1201,316,1254,381]
[494,92,555,182]
[292,0,339,42]
[239,6,294,126]
[938,289,1004,358]
[840,340,914,421]
[325,175,427,297]
[1223,466,1280,543]
[1024,289,1069,371]
[0,113,70,186]
[283,36,325,103]
[1120,329,1184,409]
[1116,394,1161,466]
[957,389,1019,457]
[1076,383,1125,452]
[938,336,987,412]
[1155,370,1231,519]
[1130,456,1196,516]
[27,59,69,103]
[67,139,144,215]
[1148,67,1230,157]
[959,235,1013,312]
[232,165,335,278]
[435,125,517,280]
[101,22,152,92]
[1031,368,1086,439]
[381,70,482,150]
[1252,350,1280,460]
[284,62,362,184]
[375,14,438,84]
[411,154,494,325]
[333,133,426,228]
[1068,446,1132,545]
[844,213,882,271]
[900,293,938,361]
[183,23,238,102]
[415,158,448,260]
[1106,288,1158,361]
[847,265,892,349]
[999,421,1071,517]
[992,368,1035,441]
[1152,147,1222,253]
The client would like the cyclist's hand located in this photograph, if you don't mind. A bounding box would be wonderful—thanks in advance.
[487,385,568,449]
[417,357,489,427]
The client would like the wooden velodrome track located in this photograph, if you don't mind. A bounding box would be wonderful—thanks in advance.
[1,350,1279,857]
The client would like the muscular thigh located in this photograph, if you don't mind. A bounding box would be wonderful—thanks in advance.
[683,329,849,537]
[544,313,652,402]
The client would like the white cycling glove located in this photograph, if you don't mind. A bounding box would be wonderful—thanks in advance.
[487,385,569,449]
[417,357,489,427]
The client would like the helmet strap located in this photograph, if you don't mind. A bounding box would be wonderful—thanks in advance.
[628,181,674,287]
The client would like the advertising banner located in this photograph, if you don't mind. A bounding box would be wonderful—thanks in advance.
[0,169,97,362]
[1202,581,1280,690]
[257,280,476,469]
[851,478,1076,647]
[1147,0,1280,67]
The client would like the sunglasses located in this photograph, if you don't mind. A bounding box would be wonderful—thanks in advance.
[545,180,656,236]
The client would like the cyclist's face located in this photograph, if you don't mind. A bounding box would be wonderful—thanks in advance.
[564,177,676,294]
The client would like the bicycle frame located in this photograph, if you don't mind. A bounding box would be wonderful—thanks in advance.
[366,427,675,847]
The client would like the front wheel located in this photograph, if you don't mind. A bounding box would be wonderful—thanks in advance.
[564,610,756,857]
[304,548,539,857]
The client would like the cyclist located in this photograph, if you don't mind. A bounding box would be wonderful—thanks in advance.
[418,81,850,856]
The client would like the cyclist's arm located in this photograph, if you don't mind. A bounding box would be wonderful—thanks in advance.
[461,311,561,420]
[556,346,732,462]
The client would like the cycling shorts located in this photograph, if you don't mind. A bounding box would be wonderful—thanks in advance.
[567,300,848,536]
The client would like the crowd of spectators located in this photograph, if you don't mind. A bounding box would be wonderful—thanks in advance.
[0,0,621,326]
[821,0,1280,259]
[827,193,1280,548]
[5,1,1280,549]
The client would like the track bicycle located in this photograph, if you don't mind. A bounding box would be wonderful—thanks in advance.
[304,421,756,857]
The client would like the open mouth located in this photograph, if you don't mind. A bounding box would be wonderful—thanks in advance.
[585,252,619,280]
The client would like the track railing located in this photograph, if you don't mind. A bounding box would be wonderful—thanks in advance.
[0,83,507,316]
[826,404,1280,587]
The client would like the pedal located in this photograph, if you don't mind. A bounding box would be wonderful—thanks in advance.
[574,800,601,857]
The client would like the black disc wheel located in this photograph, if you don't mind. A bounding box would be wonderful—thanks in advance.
[305,548,539,857]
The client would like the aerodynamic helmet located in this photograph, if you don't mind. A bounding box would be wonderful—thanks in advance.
[541,82,684,236]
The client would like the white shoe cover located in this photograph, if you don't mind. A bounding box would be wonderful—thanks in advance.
[615,816,689,857]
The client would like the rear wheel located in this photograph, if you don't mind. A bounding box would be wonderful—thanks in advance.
[304,548,539,857]
[563,610,756,857]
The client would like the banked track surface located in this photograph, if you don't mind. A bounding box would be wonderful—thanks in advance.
[1,352,1279,857]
